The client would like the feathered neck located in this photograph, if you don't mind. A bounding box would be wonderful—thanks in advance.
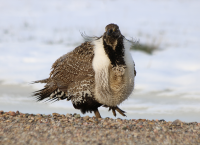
[103,36,125,67]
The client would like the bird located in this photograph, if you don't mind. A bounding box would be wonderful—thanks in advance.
[33,23,136,118]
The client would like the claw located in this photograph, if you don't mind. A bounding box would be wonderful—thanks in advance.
[115,106,126,116]
[103,105,126,117]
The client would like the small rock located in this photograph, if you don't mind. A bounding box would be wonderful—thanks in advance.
[111,123,117,126]
[159,119,165,122]
[105,117,110,120]
[172,119,182,126]
[98,118,102,121]
[154,129,158,133]
[133,132,138,137]
[25,113,29,118]
[26,125,31,130]
[52,113,60,116]
[162,126,168,132]
[28,120,33,123]
[181,122,184,127]
[148,122,154,125]
[74,114,81,119]
[156,126,162,130]
[138,119,146,122]
[61,115,65,118]
[66,113,72,117]
[83,122,88,125]
[117,118,123,123]
[0,110,4,114]
[36,117,42,120]
[193,130,197,133]
[122,126,128,130]
[83,116,90,120]
[9,111,16,116]
[16,110,20,115]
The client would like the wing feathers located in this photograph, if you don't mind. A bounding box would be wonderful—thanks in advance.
[33,42,95,102]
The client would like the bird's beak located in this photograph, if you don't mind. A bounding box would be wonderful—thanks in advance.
[106,29,113,36]
[106,28,120,39]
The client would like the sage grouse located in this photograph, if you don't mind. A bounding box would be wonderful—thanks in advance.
[33,23,136,118]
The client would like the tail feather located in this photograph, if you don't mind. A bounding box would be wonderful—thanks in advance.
[32,78,57,102]
[32,78,49,84]
[32,82,70,103]
[33,86,57,102]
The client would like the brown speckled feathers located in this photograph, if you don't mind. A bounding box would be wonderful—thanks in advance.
[33,42,97,109]
[50,42,94,92]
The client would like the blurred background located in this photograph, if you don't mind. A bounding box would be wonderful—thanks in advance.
[0,0,200,122]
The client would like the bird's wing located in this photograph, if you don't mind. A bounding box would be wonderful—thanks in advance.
[33,42,95,102]
[50,42,95,92]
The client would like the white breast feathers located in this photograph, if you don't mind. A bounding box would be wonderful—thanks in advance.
[92,37,135,107]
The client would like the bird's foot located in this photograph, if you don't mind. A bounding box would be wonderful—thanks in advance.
[103,105,126,117]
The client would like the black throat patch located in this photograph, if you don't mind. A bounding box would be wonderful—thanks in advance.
[103,36,125,67]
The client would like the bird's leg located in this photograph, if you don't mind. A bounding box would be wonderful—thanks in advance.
[94,108,102,118]
[112,108,116,117]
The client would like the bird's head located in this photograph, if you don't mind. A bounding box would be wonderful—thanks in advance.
[103,23,122,49]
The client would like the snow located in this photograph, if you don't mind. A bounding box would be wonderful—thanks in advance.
[0,0,200,121]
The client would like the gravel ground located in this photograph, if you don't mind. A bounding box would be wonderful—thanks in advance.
[0,110,200,145]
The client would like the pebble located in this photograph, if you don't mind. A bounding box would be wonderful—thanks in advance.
[83,116,90,120]
[0,110,199,145]
[52,113,60,116]
[9,111,16,116]
[16,110,20,115]
[74,114,81,118]
[66,113,72,117]
[172,119,182,125]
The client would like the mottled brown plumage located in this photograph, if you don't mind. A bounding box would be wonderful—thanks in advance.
[33,42,101,114]
[33,23,136,118]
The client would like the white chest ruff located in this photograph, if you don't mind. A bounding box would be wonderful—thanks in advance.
[92,38,135,107]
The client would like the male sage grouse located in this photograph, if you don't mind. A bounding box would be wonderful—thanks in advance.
[33,23,136,118]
